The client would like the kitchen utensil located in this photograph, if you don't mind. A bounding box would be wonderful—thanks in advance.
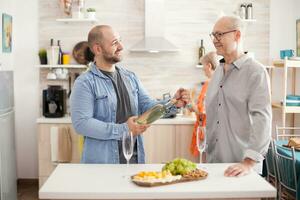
[68,75,72,98]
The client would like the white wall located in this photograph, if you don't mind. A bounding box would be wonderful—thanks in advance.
[39,0,270,99]
[269,0,297,60]
[13,0,39,178]
[0,0,14,70]
[297,1,300,19]
[269,0,300,132]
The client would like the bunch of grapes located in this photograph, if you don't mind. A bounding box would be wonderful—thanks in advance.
[162,158,197,175]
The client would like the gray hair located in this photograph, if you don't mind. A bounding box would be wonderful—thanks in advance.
[200,51,219,70]
[222,15,245,35]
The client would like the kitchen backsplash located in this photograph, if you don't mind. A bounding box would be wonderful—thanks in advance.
[39,0,270,98]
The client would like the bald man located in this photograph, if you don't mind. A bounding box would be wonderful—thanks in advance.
[205,16,271,176]
[70,25,189,164]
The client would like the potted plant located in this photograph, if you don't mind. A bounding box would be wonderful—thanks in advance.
[38,48,48,65]
[86,8,96,19]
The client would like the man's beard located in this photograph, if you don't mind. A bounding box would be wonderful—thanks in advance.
[102,50,122,64]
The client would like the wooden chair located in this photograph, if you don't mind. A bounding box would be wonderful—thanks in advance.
[274,140,298,200]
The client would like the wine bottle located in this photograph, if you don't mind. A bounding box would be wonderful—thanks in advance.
[136,99,177,125]
[198,39,205,65]
[57,40,63,65]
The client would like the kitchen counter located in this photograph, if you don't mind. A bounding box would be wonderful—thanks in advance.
[36,115,196,125]
[39,163,276,200]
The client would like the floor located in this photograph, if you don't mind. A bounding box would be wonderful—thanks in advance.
[17,179,39,200]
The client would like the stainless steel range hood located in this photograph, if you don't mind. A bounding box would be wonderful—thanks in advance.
[129,0,179,53]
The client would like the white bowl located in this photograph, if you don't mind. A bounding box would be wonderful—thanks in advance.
[47,72,57,80]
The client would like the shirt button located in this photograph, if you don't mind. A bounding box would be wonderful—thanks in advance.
[220,85,223,88]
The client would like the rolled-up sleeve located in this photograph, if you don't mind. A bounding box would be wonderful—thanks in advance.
[245,68,272,161]
[70,78,129,140]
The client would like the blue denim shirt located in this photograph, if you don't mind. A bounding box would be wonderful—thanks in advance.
[70,63,157,163]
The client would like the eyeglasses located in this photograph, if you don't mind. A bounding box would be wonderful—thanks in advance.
[209,30,237,41]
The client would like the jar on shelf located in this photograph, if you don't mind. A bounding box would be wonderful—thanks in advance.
[239,4,246,19]
[246,3,253,19]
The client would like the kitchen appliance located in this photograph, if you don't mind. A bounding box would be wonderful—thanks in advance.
[43,85,66,118]
[130,0,179,52]
[0,71,17,200]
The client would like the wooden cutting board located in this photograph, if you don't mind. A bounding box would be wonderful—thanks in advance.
[131,174,208,187]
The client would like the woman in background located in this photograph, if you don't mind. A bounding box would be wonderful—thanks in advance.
[189,51,219,160]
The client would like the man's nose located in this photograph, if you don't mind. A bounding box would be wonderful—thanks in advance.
[118,43,123,50]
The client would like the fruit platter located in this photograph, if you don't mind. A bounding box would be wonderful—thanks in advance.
[131,158,208,187]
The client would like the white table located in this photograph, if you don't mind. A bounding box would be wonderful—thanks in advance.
[39,163,276,200]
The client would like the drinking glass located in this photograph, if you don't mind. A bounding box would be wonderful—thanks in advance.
[122,131,133,178]
[196,125,206,164]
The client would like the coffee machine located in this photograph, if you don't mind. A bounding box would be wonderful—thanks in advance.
[43,85,66,118]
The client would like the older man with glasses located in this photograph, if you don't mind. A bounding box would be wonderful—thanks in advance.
[205,16,272,177]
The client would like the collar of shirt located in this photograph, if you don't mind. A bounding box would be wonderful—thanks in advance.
[90,62,129,79]
[232,53,250,69]
[220,53,250,70]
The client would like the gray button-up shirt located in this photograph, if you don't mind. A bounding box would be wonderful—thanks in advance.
[205,54,272,165]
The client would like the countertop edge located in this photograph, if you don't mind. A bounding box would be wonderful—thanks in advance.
[36,115,196,125]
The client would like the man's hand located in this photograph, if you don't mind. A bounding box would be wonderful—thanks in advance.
[127,116,150,136]
[173,88,190,107]
[224,158,256,177]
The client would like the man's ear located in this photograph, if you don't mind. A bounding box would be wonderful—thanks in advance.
[235,30,241,41]
[207,63,212,70]
[92,43,102,55]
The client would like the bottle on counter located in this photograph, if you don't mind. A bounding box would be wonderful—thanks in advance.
[246,3,253,19]
[57,40,63,65]
[136,99,177,125]
[198,39,205,65]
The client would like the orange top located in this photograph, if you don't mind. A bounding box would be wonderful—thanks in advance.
[190,81,209,157]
